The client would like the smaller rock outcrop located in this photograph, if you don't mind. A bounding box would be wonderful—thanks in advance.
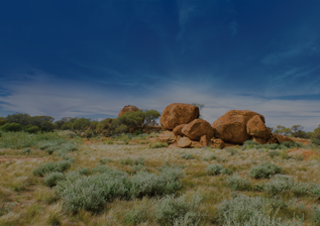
[160,103,199,130]
[200,135,210,147]
[273,134,294,143]
[211,138,225,149]
[177,137,192,148]
[118,105,140,117]
[182,119,214,141]
[173,124,187,137]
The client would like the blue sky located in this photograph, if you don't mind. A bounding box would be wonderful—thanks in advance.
[0,0,320,131]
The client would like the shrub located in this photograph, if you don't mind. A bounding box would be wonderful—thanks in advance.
[124,200,149,225]
[72,118,91,135]
[202,154,217,161]
[45,146,56,155]
[27,125,40,133]
[311,138,320,146]
[154,194,202,226]
[225,147,238,155]
[149,142,169,148]
[310,183,320,199]
[248,163,282,179]
[221,168,233,175]
[99,158,113,164]
[33,160,71,177]
[41,121,55,132]
[226,174,251,191]
[312,205,320,224]
[268,150,281,158]
[206,164,223,175]
[217,195,304,225]
[264,175,293,196]
[241,140,258,150]
[181,153,195,160]
[45,172,65,187]
[0,123,22,132]
[22,148,31,154]
[120,157,145,166]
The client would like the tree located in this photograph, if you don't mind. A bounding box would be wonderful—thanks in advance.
[72,118,91,135]
[6,112,31,127]
[0,117,7,126]
[0,123,22,132]
[41,121,55,132]
[312,124,320,140]
[273,125,291,136]
[291,125,310,138]
[190,103,204,119]
[142,109,160,126]
[61,121,73,130]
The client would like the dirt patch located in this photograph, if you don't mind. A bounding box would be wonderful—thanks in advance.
[286,148,320,161]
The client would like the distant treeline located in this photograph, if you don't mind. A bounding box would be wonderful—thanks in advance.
[0,110,161,137]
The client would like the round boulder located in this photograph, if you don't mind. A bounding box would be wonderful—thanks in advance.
[118,105,140,117]
[160,103,199,130]
[177,137,192,148]
[246,115,272,138]
[173,124,187,137]
[211,110,265,144]
[182,119,214,141]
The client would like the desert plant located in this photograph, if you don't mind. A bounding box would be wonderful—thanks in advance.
[22,148,31,154]
[248,163,282,179]
[26,125,40,133]
[149,142,169,148]
[225,147,238,155]
[312,205,320,224]
[33,160,71,177]
[221,168,233,175]
[268,150,281,158]
[206,164,223,175]
[154,194,202,226]
[124,200,150,225]
[0,123,22,132]
[120,157,145,166]
[241,140,258,150]
[264,175,293,196]
[181,153,195,160]
[202,154,217,161]
[44,172,65,187]
[226,174,251,191]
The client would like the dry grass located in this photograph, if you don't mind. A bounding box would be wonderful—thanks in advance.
[1,132,320,225]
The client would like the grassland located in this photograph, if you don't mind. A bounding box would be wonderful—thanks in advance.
[1,131,320,225]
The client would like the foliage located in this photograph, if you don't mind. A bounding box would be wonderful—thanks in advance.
[41,121,55,132]
[248,163,282,179]
[6,112,31,127]
[0,117,8,126]
[154,194,203,226]
[267,150,281,158]
[120,157,146,166]
[226,174,251,191]
[44,172,65,187]
[72,118,91,135]
[142,109,160,126]
[149,142,169,148]
[26,125,40,133]
[60,121,73,130]
[273,125,291,136]
[206,164,223,175]
[32,160,71,177]
[202,154,217,161]
[225,147,238,155]
[181,153,195,160]
[0,123,22,132]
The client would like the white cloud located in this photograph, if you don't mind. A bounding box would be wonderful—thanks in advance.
[1,73,320,132]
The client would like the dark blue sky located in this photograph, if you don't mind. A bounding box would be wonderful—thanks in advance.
[1,0,320,131]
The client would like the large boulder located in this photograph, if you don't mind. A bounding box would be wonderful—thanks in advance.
[273,134,294,144]
[246,115,272,138]
[211,110,265,144]
[160,103,199,130]
[182,119,214,141]
[118,105,140,117]
[211,138,225,149]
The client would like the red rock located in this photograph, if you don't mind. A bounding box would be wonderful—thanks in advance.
[200,135,210,147]
[160,103,199,130]
[173,124,187,137]
[211,110,265,144]
[177,137,192,148]
[211,138,225,149]
[191,141,202,148]
[246,115,272,138]
[118,105,140,117]
[182,119,214,141]
[273,134,294,143]
[252,137,269,145]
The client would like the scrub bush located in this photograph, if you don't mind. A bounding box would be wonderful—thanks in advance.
[149,142,168,148]
[0,123,22,132]
[226,174,251,191]
[45,172,65,187]
[248,163,282,179]
[225,147,238,155]
[206,164,223,175]
[32,160,71,177]
[181,153,195,160]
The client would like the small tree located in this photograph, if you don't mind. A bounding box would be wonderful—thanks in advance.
[291,125,310,138]
[142,109,160,126]
[41,121,55,132]
[0,123,22,132]
[273,125,291,136]
[0,117,8,126]
[6,112,31,127]
[72,118,91,135]
[61,121,73,130]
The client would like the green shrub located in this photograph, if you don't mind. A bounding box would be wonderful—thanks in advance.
[310,183,320,199]
[45,172,65,187]
[226,174,251,191]
[0,123,22,132]
[241,140,258,150]
[311,138,320,146]
[78,167,90,175]
[124,201,149,225]
[264,175,293,196]
[312,205,320,224]
[217,195,304,225]
[45,146,56,155]
[22,148,31,154]
[206,164,223,175]
[99,158,113,164]
[221,168,233,175]
[32,160,71,177]
[120,157,145,166]
[27,126,40,133]
[267,150,281,158]
[225,147,238,155]
[248,163,282,179]
[149,142,168,148]
[181,153,195,160]
[154,195,202,226]
[202,154,217,161]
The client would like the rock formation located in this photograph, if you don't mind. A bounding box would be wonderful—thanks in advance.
[160,103,199,130]
[181,119,214,141]
[118,105,140,117]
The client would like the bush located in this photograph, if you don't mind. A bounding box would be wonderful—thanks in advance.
[149,142,168,148]
[226,174,251,191]
[312,205,320,224]
[120,157,145,166]
[311,138,320,146]
[268,151,281,158]
[241,140,258,150]
[33,160,71,177]
[181,153,195,160]
[124,200,149,225]
[221,168,233,175]
[154,195,202,226]
[310,183,320,199]
[56,165,184,213]
[225,147,238,155]
[206,164,223,175]
[22,148,31,154]
[217,195,304,225]
[202,154,217,161]
[27,126,40,133]
[45,172,65,187]
[248,163,282,179]
[0,123,22,132]
[264,175,293,196]
[41,121,55,132]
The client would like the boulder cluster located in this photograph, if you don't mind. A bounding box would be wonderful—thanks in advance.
[158,103,293,148]
[117,103,294,148]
